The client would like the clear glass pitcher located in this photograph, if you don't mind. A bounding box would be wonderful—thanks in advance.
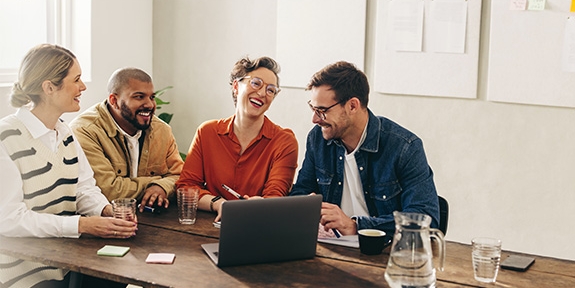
[384,211,446,288]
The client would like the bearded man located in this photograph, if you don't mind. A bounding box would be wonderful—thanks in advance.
[71,68,183,212]
[290,61,439,237]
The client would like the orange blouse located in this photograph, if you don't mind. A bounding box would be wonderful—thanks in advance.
[176,115,298,201]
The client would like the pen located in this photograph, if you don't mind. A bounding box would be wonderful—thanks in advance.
[332,229,341,238]
[221,184,245,200]
[138,204,155,213]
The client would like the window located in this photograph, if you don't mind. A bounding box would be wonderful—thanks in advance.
[0,0,91,86]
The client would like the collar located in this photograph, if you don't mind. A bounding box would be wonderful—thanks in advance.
[327,109,380,153]
[15,107,69,139]
[112,114,143,140]
[216,115,276,140]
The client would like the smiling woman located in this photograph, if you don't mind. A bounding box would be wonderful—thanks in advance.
[0,44,137,288]
[176,56,299,223]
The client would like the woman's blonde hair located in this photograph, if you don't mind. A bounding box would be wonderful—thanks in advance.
[10,44,76,108]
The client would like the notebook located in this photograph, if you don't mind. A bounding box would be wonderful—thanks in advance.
[201,194,322,267]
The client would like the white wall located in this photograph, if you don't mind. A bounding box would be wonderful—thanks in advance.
[153,0,575,261]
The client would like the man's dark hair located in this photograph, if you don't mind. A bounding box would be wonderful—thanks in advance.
[307,61,369,108]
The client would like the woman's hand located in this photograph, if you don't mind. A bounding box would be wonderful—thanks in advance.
[213,200,224,222]
[79,216,138,238]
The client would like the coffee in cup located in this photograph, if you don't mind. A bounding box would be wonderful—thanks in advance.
[358,229,387,255]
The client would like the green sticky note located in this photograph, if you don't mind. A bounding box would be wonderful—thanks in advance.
[97,245,130,257]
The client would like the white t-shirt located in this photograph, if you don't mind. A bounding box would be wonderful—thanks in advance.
[113,121,142,178]
[340,121,369,218]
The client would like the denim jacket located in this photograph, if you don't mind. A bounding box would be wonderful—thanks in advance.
[290,110,439,234]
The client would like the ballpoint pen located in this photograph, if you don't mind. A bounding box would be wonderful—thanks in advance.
[332,229,341,238]
[221,184,245,200]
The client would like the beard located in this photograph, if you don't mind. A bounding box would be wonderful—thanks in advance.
[120,101,154,131]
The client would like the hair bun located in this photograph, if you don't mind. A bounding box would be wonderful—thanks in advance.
[10,82,32,107]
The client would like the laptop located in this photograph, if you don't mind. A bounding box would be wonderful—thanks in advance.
[201,194,322,267]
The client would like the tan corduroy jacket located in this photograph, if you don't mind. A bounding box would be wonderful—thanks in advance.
[70,100,184,201]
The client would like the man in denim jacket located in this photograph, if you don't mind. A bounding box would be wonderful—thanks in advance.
[290,61,439,236]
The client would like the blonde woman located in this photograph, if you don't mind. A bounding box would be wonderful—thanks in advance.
[0,44,136,288]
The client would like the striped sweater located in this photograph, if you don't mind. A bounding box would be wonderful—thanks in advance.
[0,115,78,288]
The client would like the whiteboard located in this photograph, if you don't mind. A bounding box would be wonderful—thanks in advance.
[276,0,366,88]
[487,1,575,108]
[373,0,482,99]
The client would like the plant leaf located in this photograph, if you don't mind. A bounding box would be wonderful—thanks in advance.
[158,112,173,124]
[154,86,173,98]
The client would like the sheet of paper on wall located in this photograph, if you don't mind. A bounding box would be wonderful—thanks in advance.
[386,0,424,52]
[527,0,545,11]
[571,0,575,13]
[562,17,575,73]
[317,223,359,248]
[428,0,468,54]
[509,0,527,10]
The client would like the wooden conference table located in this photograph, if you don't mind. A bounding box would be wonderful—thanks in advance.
[1,207,574,287]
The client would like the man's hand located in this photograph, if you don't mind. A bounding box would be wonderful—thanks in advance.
[101,204,114,217]
[320,202,357,235]
[140,185,169,212]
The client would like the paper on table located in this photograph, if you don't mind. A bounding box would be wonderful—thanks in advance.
[145,253,176,264]
[317,223,359,248]
[318,236,359,248]
[97,245,130,257]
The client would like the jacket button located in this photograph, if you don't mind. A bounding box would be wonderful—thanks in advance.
[151,171,155,175]
[359,166,364,171]
[338,182,342,185]
[339,156,343,160]
[316,178,319,182]
[117,169,121,174]
[382,195,387,200]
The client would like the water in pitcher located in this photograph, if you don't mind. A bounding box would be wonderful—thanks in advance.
[384,211,445,288]
[384,250,436,288]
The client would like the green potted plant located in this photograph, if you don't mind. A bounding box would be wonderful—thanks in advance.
[154,86,186,161]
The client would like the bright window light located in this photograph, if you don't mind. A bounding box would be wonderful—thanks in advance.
[0,0,91,86]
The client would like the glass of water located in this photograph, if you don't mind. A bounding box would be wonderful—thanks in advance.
[471,237,502,283]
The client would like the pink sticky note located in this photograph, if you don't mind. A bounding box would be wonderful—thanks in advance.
[510,0,527,10]
[145,253,175,264]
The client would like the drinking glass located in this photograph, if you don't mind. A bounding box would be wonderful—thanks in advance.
[177,188,199,224]
[471,237,502,283]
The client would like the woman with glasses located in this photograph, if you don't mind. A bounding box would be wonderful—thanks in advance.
[176,56,298,221]
[0,44,137,287]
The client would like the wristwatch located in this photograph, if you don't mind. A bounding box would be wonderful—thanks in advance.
[351,216,358,226]
[210,196,222,212]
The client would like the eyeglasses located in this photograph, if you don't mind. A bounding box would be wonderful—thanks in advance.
[239,76,280,97]
[307,100,344,120]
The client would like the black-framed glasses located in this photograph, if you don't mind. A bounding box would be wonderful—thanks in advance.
[239,76,280,97]
[307,100,344,120]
